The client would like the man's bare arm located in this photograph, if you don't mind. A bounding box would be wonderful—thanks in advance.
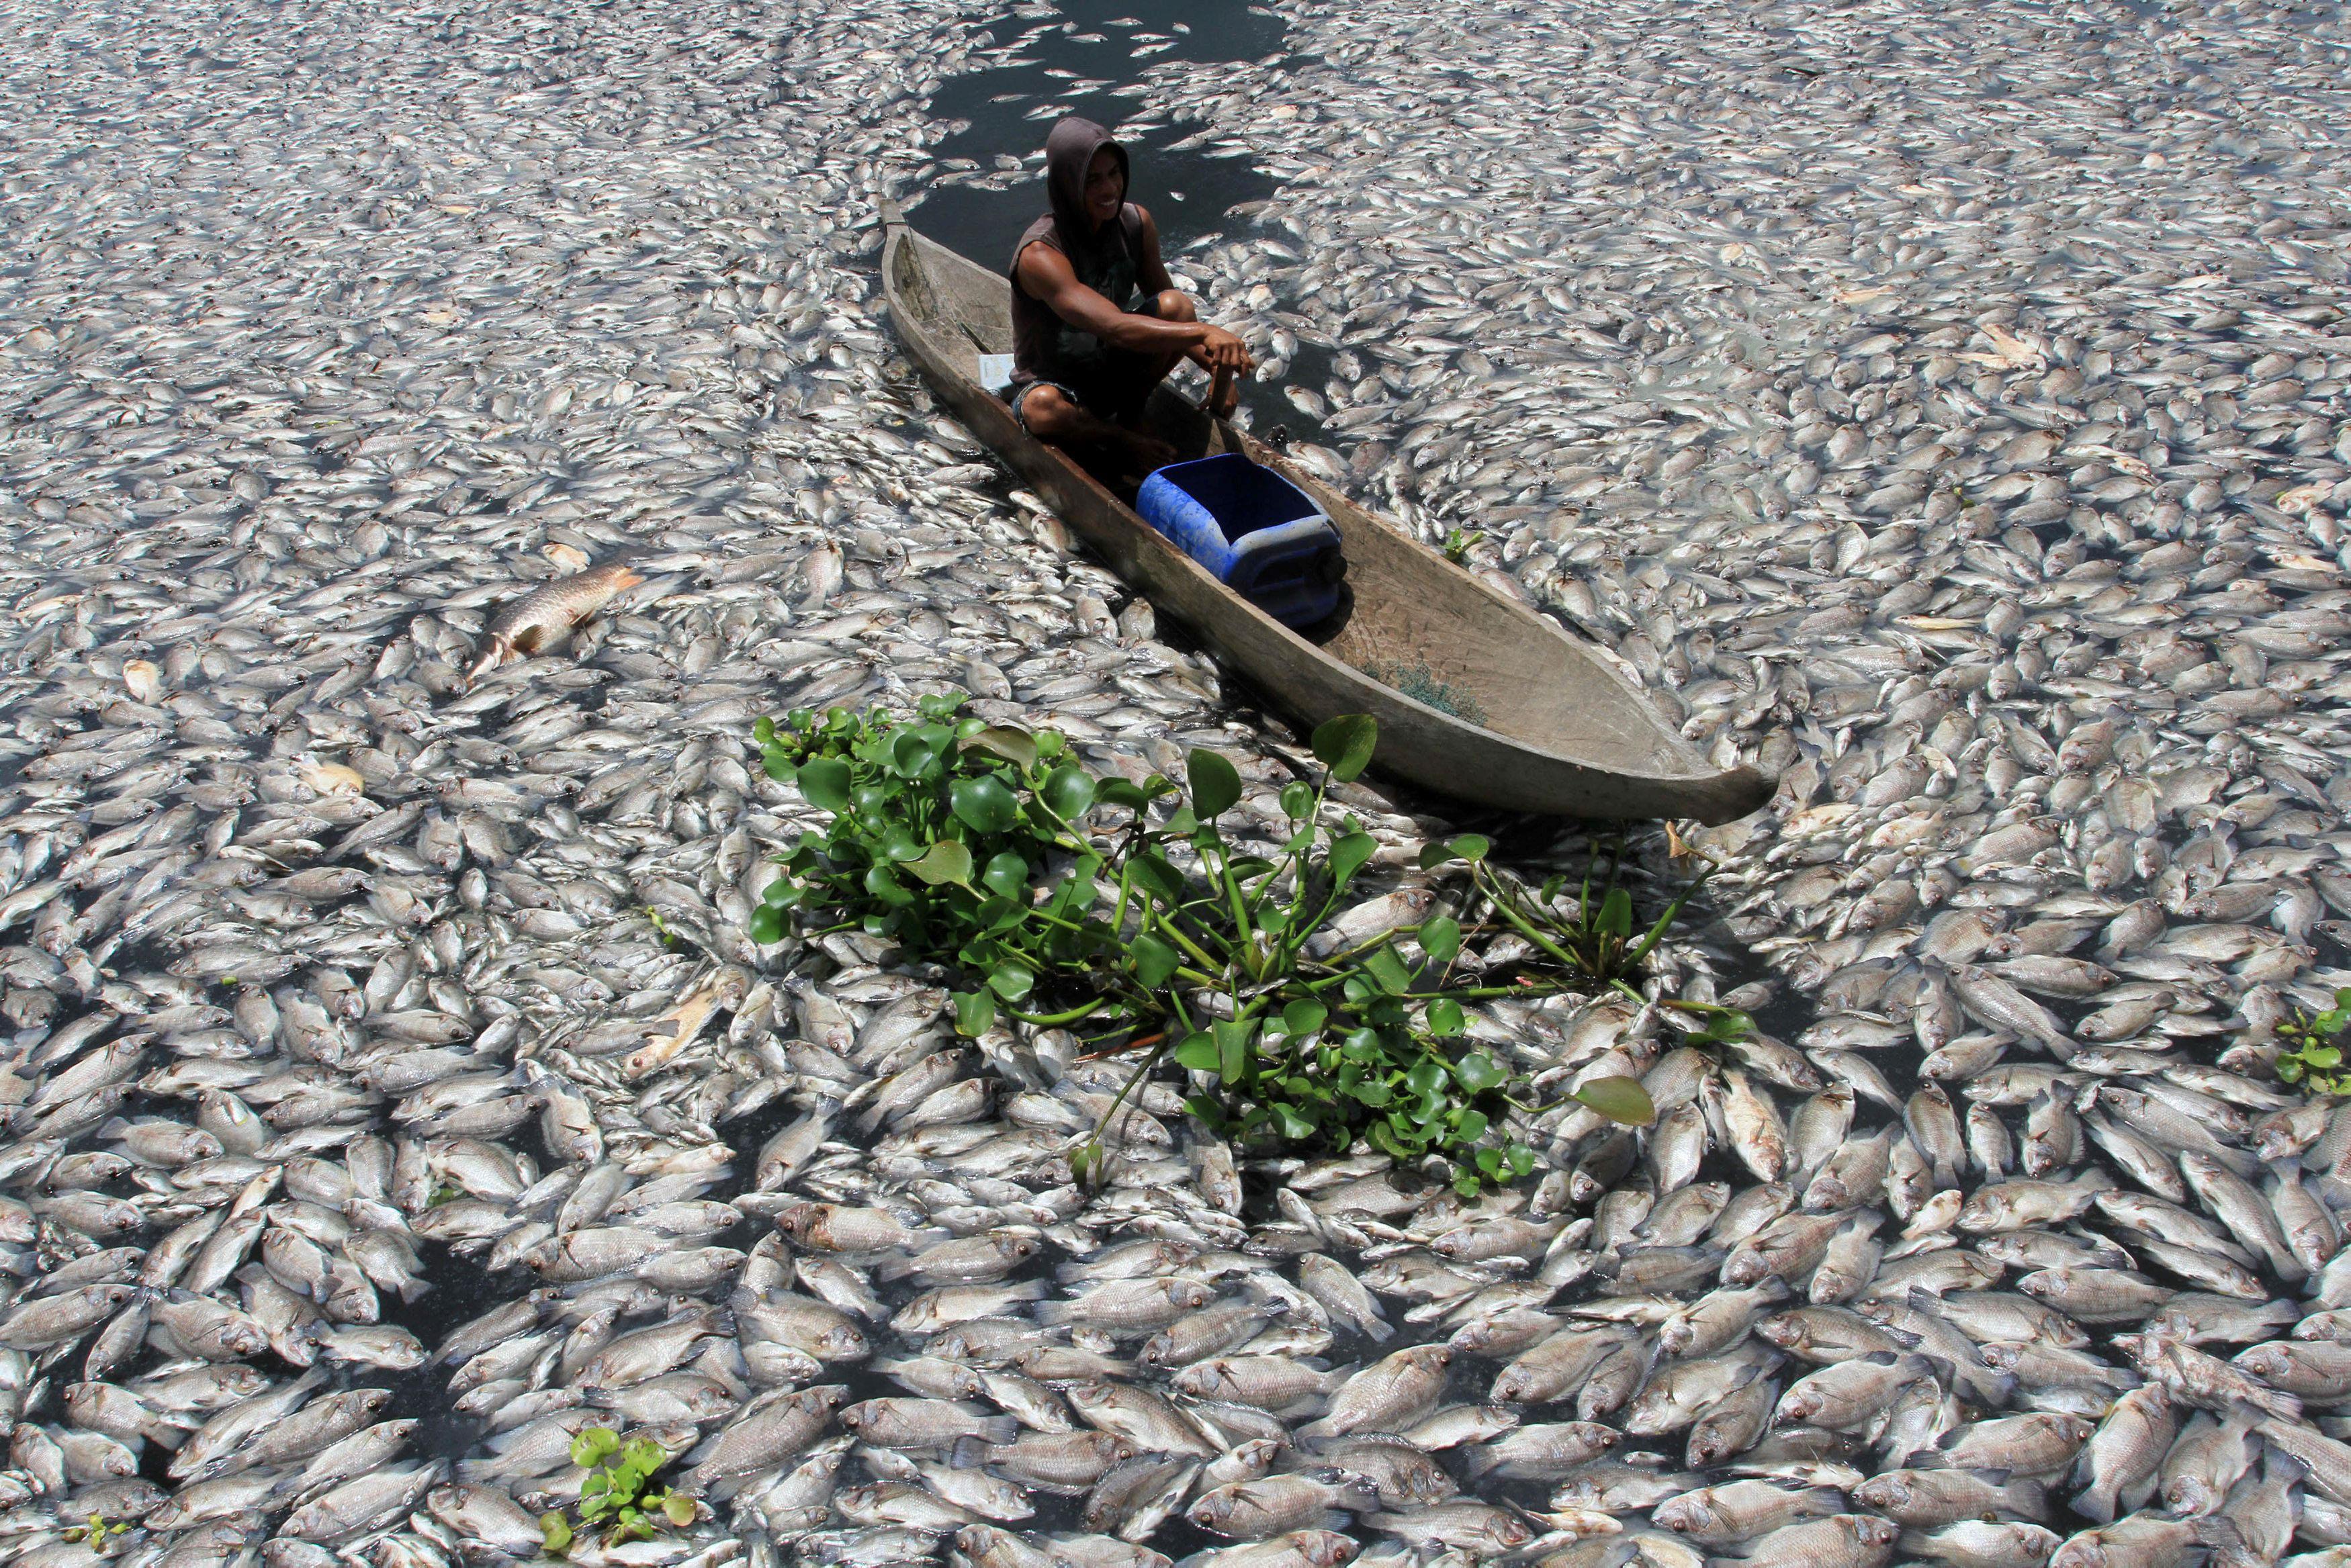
[1017,238,1252,374]
[1016,241,1211,358]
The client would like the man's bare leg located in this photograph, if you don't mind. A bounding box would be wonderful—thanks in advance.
[1020,385,1175,473]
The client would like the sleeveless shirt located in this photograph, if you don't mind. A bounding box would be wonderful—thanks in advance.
[1008,203,1145,389]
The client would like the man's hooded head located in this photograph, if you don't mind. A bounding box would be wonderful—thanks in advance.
[1043,116,1129,256]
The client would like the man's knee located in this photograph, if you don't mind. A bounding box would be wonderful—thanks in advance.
[1020,384,1077,435]
[1156,290,1198,323]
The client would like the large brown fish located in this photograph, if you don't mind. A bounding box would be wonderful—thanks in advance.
[465,563,644,684]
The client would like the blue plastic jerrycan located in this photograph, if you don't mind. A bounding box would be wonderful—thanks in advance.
[1133,453,1345,629]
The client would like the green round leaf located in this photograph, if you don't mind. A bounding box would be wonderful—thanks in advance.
[1406,1060,1449,1098]
[1128,854,1185,905]
[981,851,1030,900]
[1309,713,1378,782]
[952,989,995,1036]
[1098,778,1149,811]
[1597,886,1634,938]
[747,905,785,946]
[574,1429,619,1468]
[1452,1051,1505,1093]
[1131,931,1182,990]
[1188,748,1242,820]
[2280,1058,2307,1082]
[881,824,924,863]
[890,729,939,778]
[1034,730,1066,758]
[1282,999,1329,1037]
[795,757,852,815]
[1419,915,1462,965]
[1280,781,1317,821]
[1450,834,1491,862]
[950,774,1020,833]
[542,1514,574,1556]
[762,745,798,784]
[663,1496,697,1527]
[753,716,776,745]
[2309,1045,2343,1069]
[960,726,1037,770]
[1572,1075,1657,1125]
[862,864,913,907]
[905,840,974,886]
[1174,1031,1221,1073]
[1363,945,1412,995]
[1452,1107,1489,1142]
[1215,1018,1254,1082]
[1042,762,1096,821]
[987,963,1034,1004]
[1426,999,1465,1037]
[1329,831,1377,888]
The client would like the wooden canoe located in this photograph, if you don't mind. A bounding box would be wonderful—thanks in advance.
[877,199,1772,825]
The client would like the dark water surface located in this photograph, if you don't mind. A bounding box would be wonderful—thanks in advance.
[912,0,1287,268]
[905,0,1301,434]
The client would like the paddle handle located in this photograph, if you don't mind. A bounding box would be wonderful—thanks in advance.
[1208,361,1233,420]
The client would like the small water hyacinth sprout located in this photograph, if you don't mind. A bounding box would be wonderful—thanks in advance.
[2277,988,2351,1095]
[541,1427,694,1555]
[62,1514,130,1553]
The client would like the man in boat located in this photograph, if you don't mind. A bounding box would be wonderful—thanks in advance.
[1006,116,1255,478]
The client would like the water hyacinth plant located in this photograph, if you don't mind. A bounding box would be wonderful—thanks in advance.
[751,696,1680,1193]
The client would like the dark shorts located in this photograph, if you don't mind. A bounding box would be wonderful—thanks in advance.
[1006,296,1171,434]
